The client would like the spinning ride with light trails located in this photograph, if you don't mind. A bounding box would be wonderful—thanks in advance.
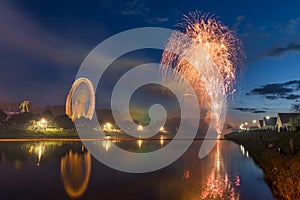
[60,151,91,199]
[66,78,95,121]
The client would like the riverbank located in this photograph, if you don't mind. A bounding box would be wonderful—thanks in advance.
[0,128,80,138]
[225,131,300,200]
[0,128,130,139]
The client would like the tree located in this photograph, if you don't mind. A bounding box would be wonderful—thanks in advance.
[289,115,300,131]
[0,109,7,125]
[42,109,54,118]
[290,103,300,112]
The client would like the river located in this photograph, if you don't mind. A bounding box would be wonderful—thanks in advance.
[0,139,274,200]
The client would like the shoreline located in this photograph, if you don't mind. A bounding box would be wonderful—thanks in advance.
[225,131,300,200]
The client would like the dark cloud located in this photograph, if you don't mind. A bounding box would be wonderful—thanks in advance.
[266,42,300,57]
[233,107,266,113]
[252,110,266,113]
[247,80,300,100]
[284,94,300,100]
[234,107,256,112]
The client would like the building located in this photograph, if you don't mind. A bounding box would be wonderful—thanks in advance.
[258,120,263,129]
[276,113,300,132]
[263,117,277,130]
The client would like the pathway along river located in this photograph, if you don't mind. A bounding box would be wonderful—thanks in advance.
[0,139,274,200]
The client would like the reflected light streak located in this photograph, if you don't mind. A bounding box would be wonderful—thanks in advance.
[60,151,91,199]
[137,139,143,148]
[37,146,42,166]
[201,140,240,199]
[102,136,112,152]
[160,135,164,146]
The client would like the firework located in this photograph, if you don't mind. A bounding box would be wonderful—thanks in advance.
[160,11,245,134]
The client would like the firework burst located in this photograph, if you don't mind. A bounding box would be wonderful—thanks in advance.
[160,11,245,134]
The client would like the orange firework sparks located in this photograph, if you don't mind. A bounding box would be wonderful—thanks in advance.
[160,11,245,134]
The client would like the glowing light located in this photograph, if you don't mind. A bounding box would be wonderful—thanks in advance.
[183,169,191,180]
[103,122,113,132]
[60,151,91,199]
[252,120,257,124]
[266,116,270,120]
[102,136,111,152]
[37,146,42,166]
[137,125,144,131]
[160,135,164,146]
[239,124,245,130]
[19,100,29,113]
[201,140,240,199]
[160,11,245,135]
[244,122,248,126]
[66,78,95,121]
[137,139,143,148]
[240,145,245,156]
[159,126,164,132]
[37,118,48,130]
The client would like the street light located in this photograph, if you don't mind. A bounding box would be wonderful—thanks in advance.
[37,118,48,130]
[252,120,257,124]
[266,116,270,120]
[103,122,112,132]
[239,123,245,130]
[137,125,144,131]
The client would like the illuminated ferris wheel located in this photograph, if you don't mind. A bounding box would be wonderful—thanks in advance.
[66,78,95,121]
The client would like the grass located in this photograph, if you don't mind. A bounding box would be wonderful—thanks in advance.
[0,128,79,138]
[225,131,300,200]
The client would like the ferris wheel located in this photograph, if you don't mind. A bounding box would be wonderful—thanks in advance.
[66,78,95,121]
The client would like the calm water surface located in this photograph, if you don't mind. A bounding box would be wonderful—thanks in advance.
[0,139,274,200]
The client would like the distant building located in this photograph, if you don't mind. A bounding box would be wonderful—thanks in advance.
[258,120,263,129]
[276,113,300,132]
[249,126,259,131]
[263,117,277,130]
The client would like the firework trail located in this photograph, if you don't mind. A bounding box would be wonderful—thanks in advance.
[160,11,245,135]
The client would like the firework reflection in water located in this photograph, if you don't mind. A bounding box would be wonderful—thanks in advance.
[160,11,245,135]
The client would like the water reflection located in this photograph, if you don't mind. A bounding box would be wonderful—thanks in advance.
[98,135,167,153]
[60,150,91,199]
[0,140,274,200]
[27,143,50,166]
[240,145,249,158]
[137,138,143,148]
[200,140,240,199]
[160,135,164,146]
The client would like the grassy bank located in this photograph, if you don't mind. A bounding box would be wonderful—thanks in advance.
[225,131,300,200]
[0,128,79,138]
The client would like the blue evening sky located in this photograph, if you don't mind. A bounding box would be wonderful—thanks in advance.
[1,0,300,126]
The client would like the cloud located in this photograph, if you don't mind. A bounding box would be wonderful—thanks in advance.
[282,16,300,34]
[240,16,300,63]
[233,107,266,113]
[120,0,169,24]
[145,17,169,24]
[120,0,150,16]
[266,42,300,57]
[284,94,300,100]
[252,110,266,113]
[246,80,300,100]
[231,15,245,31]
